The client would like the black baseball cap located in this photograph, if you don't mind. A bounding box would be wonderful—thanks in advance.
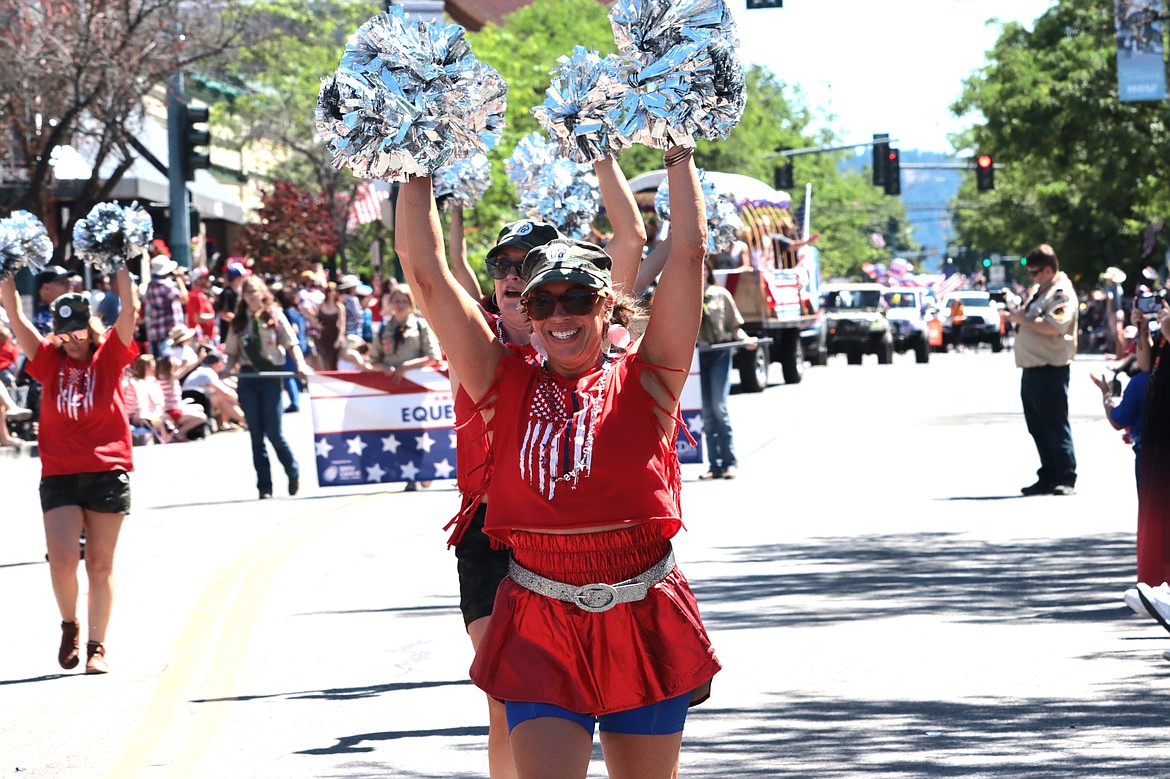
[521,239,613,297]
[486,220,563,261]
[50,293,91,334]
[37,266,70,286]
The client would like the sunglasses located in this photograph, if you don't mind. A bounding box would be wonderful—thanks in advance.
[485,258,525,280]
[522,288,601,321]
[54,329,89,344]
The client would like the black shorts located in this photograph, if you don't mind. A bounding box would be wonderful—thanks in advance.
[40,470,132,515]
[454,502,510,629]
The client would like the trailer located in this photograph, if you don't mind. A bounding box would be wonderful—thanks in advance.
[628,171,824,392]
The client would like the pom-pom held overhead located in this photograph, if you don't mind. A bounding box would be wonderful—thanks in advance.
[72,202,154,274]
[507,133,600,240]
[433,153,492,209]
[608,0,745,147]
[533,0,744,158]
[531,46,630,164]
[655,170,743,253]
[316,8,508,182]
[0,211,52,280]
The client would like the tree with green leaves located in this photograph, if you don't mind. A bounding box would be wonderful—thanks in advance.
[215,0,374,271]
[951,0,1170,285]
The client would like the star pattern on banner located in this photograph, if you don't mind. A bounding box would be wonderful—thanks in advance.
[415,431,436,453]
[366,463,386,482]
[449,432,458,450]
[687,414,704,437]
[433,458,455,479]
[315,439,334,459]
[347,436,367,456]
[381,434,400,453]
[400,460,420,481]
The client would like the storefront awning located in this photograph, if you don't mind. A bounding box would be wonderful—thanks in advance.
[50,113,244,224]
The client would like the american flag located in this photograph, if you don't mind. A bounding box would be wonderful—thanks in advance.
[932,272,966,297]
[1143,221,1163,258]
[348,181,389,231]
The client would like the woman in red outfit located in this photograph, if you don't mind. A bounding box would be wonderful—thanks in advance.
[398,147,717,779]
[0,268,138,674]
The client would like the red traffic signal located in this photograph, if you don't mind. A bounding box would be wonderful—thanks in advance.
[975,154,995,192]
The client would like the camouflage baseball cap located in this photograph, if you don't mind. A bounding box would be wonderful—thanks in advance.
[521,239,613,297]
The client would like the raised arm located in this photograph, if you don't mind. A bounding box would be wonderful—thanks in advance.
[593,155,646,296]
[637,150,706,398]
[395,176,502,402]
[113,267,137,346]
[634,234,670,294]
[447,204,484,301]
[0,275,46,361]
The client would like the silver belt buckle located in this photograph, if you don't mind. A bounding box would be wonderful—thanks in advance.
[573,583,619,613]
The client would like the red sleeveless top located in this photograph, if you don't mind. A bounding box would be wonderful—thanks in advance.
[480,350,684,546]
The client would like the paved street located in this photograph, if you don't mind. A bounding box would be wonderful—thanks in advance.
[2,349,1168,778]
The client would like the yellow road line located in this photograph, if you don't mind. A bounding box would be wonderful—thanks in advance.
[103,501,360,779]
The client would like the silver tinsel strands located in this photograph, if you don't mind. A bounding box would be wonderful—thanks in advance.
[433,153,492,208]
[0,210,52,280]
[531,47,630,163]
[316,9,508,181]
[608,0,745,148]
[655,170,742,253]
[507,133,600,239]
[72,201,153,274]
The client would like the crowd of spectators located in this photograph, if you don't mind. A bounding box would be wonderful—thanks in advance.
[0,245,430,450]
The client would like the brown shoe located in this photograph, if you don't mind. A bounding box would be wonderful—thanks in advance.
[58,620,80,669]
[85,641,108,674]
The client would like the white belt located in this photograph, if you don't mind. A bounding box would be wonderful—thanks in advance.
[507,551,676,613]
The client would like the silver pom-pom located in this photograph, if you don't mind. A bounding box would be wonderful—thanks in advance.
[72,201,154,274]
[655,170,743,253]
[0,210,53,280]
[316,9,508,182]
[606,0,745,147]
[531,47,632,163]
[433,153,492,208]
[507,133,600,239]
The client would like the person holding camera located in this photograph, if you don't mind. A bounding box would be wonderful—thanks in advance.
[1132,293,1170,589]
[1006,244,1079,497]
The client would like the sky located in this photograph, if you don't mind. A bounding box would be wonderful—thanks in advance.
[727,0,1056,154]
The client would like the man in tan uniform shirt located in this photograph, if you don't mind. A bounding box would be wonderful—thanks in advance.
[1008,243,1078,496]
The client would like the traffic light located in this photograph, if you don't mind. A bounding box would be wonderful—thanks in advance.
[773,150,794,190]
[883,148,901,195]
[182,104,212,182]
[872,133,889,187]
[746,0,782,7]
[975,154,994,192]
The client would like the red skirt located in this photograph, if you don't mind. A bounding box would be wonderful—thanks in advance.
[469,523,721,716]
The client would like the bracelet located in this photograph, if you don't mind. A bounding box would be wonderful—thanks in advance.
[663,146,695,168]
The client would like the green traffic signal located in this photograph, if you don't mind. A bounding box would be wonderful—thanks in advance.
[982,258,991,267]
[1020,256,1027,266]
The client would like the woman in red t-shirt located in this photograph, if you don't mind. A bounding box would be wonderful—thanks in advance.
[398,149,717,778]
[0,268,138,675]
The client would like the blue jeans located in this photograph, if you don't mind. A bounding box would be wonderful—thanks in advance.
[699,349,735,474]
[282,353,300,410]
[236,374,299,494]
[1021,365,1076,487]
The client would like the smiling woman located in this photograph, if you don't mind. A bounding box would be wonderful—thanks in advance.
[0,268,139,675]
[396,145,719,778]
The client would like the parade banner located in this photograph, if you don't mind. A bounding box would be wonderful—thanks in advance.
[678,350,704,465]
[1115,0,1167,102]
[309,368,456,487]
[310,362,704,487]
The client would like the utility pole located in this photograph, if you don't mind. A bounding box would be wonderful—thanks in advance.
[166,73,192,269]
